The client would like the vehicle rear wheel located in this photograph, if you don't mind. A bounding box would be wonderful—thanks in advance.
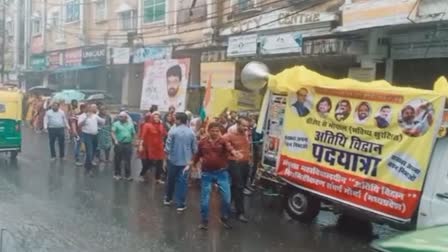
[10,151,18,160]
[284,188,320,222]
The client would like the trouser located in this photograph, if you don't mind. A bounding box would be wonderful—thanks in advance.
[140,159,149,176]
[82,133,98,171]
[114,143,132,178]
[73,136,81,162]
[48,127,65,158]
[250,144,262,184]
[200,169,231,223]
[228,160,250,215]
[165,161,189,208]
[96,148,111,161]
[140,159,164,180]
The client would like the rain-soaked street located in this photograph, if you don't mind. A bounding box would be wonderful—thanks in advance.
[0,128,398,252]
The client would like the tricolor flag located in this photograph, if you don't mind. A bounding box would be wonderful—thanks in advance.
[199,74,212,122]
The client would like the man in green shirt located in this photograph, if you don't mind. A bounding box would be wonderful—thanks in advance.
[112,112,136,181]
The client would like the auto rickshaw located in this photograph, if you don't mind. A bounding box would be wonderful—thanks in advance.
[0,89,23,159]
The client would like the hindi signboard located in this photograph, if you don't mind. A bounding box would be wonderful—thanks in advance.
[277,80,445,221]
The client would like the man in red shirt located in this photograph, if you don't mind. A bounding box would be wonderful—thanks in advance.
[191,122,241,230]
[223,117,251,223]
[139,111,167,184]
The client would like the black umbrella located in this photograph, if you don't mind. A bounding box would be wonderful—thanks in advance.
[28,86,56,96]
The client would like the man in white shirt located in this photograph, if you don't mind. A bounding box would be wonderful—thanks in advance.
[44,102,70,161]
[78,104,105,174]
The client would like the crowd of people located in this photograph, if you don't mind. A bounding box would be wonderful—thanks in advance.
[36,98,263,230]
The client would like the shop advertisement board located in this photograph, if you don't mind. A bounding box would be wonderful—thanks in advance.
[278,85,444,221]
[64,48,82,66]
[140,59,190,112]
[109,47,130,65]
[82,45,107,66]
[262,94,287,173]
[30,55,47,71]
[133,47,172,63]
[220,10,337,36]
[47,51,64,70]
[227,34,258,57]
[260,32,303,55]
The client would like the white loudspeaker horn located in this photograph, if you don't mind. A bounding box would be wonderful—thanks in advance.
[241,61,270,91]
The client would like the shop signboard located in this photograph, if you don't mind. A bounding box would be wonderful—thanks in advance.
[337,0,415,32]
[140,58,191,112]
[109,47,130,65]
[31,37,44,54]
[30,55,47,71]
[47,51,64,70]
[275,68,445,221]
[260,32,303,55]
[64,48,82,66]
[303,39,344,55]
[220,10,337,36]
[133,46,172,63]
[82,45,107,66]
[227,34,258,57]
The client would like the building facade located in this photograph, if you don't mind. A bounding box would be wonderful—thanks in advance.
[0,0,25,85]
[14,0,448,111]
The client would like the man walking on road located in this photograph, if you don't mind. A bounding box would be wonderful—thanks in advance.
[112,111,136,181]
[164,112,197,212]
[224,117,252,223]
[191,122,241,230]
[78,104,105,175]
[43,102,70,161]
[139,111,167,183]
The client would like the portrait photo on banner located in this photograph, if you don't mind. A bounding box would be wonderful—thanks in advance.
[398,98,434,137]
[140,59,191,112]
[291,88,313,117]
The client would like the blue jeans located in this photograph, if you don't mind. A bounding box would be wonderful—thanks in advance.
[73,137,81,162]
[165,161,189,208]
[82,133,97,171]
[200,169,231,223]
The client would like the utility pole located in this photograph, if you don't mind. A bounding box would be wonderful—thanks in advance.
[1,0,6,83]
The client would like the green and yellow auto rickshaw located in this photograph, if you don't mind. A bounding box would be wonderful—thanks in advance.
[0,88,23,159]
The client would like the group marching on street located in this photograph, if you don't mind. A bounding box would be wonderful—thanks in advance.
[39,98,263,230]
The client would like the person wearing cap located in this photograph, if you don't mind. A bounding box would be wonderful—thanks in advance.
[138,111,167,183]
[164,112,197,212]
[43,101,70,161]
[112,111,136,181]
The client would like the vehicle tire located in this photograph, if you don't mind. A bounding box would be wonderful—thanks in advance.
[284,188,320,222]
[10,151,18,160]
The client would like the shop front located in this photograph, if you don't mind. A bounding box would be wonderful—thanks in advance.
[389,27,448,89]
[49,46,108,91]
[24,54,47,89]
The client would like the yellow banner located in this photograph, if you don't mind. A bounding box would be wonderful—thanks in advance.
[272,67,445,221]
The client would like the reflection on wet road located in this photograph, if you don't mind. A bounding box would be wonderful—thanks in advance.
[0,128,397,251]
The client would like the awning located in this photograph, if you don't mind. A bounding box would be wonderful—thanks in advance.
[51,65,103,73]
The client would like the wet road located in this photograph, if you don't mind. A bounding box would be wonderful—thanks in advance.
[0,128,398,252]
